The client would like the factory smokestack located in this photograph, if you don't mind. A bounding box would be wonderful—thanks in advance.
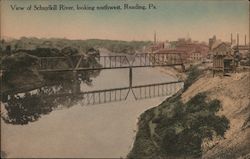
[154,31,156,44]
[245,34,247,46]
[237,33,239,46]
[231,33,233,45]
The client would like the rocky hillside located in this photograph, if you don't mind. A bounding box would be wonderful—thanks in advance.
[128,67,250,159]
[182,71,250,159]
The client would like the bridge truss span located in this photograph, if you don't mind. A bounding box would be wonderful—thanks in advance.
[37,52,184,72]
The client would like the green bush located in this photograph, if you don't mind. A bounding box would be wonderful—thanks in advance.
[156,93,229,157]
[184,66,202,91]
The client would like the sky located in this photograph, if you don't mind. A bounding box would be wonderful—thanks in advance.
[1,0,249,43]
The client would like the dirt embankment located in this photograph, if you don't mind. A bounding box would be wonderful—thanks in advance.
[182,71,250,159]
[128,65,249,159]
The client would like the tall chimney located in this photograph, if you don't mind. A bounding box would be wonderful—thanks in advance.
[231,33,233,45]
[154,31,156,44]
[237,33,239,46]
[245,34,247,46]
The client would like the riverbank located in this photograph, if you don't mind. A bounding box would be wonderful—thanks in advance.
[128,66,250,159]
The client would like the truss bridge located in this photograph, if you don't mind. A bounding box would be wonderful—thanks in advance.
[37,53,184,72]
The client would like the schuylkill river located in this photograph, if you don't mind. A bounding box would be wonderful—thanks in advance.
[1,52,181,158]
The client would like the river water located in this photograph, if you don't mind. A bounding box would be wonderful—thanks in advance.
[1,53,181,158]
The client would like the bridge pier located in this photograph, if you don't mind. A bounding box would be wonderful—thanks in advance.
[129,67,133,88]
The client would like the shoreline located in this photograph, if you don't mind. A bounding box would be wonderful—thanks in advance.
[127,67,183,156]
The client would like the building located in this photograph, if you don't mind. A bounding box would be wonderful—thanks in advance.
[149,42,165,52]
[175,43,209,62]
[190,52,203,61]
[212,42,235,75]
[147,33,209,63]
[155,49,187,63]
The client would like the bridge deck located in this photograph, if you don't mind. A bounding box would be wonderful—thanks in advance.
[38,63,184,72]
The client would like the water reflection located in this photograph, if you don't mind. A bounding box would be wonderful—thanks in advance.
[1,80,183,125]
[1,81,83,125]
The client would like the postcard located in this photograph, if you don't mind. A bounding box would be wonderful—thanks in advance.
[0,0,249,158]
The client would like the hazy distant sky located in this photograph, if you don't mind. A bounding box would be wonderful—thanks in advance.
[1,0,249,43]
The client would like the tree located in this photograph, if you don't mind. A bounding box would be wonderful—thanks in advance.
[158,93,229,157]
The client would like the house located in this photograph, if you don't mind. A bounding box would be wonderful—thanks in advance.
[212,42,235,75]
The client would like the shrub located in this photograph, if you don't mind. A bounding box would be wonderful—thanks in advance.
[157,93,229,157]
[184,66,202,90]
